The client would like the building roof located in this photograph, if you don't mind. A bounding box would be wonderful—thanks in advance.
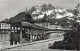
[9,12,26,23]
[42,14,50,22]
[9,12,50,24]
[0,19,9,23]
[21,21,49,30]
[9,12,34,23]
[8,17,15,23]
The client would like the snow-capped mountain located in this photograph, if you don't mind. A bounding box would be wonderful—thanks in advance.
[28,3,76,27]
[28,4,74,20]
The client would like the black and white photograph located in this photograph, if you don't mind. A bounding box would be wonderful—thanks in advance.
[0,0,80,51]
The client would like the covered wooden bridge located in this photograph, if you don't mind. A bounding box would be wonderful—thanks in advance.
[9,12,50,45]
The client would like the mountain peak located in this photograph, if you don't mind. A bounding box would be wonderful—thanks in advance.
[27,4,75,27]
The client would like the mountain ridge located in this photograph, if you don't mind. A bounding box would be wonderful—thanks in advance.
[28,3,75,27]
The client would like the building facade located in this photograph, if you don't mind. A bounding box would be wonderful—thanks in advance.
[0,19,10,34]
[0,19,11,42]
[0,23,10,30]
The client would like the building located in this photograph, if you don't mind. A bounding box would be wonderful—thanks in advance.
[0,19,10,34]
[0,19,11,42]
[8,11,50,45]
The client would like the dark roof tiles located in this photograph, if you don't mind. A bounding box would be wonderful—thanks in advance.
[10,12,26,23]
[22,21,49,30]
[1,19,9,23]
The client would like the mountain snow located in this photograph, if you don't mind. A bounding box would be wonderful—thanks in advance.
[32,9,41,14]
[64,12,74,17]
[55,13,64,19]
[55,8,66,13]
[31,4,74,20]
[33,14,44,20]
[42,10,54,15]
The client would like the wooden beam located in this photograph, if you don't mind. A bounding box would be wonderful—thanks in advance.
[30,34,32,42]
[10,25,12,34]
[20,27,22,43]
[32,35,33,42]
[24,27,26,34]
[16,27,18,34]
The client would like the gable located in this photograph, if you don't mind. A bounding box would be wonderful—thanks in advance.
[9,12,34,23]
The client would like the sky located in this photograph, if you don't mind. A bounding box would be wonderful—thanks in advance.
[0,0,80,21]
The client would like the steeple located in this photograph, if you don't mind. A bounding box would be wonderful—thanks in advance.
[42,14,49,23]
[41,14,50,28]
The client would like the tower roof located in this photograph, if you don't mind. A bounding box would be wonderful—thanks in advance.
[42,14,50,22]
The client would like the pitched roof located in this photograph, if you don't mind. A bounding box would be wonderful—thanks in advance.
[1,19,9,23]
[42,14,50,22]
[22,21,49,30]
[9,12,34,23]
[9,17,14,21]
[10,12,26,23]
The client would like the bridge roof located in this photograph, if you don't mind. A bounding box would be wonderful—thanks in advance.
[9,12,26,23]
[21,21,49,30]
[0,19,9,23]
[9,12,34,23]
[48,28,72,31]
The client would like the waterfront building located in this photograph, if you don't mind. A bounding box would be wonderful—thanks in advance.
[0,19,11,42]
[0,19,10,34]
[8,10,50,45]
